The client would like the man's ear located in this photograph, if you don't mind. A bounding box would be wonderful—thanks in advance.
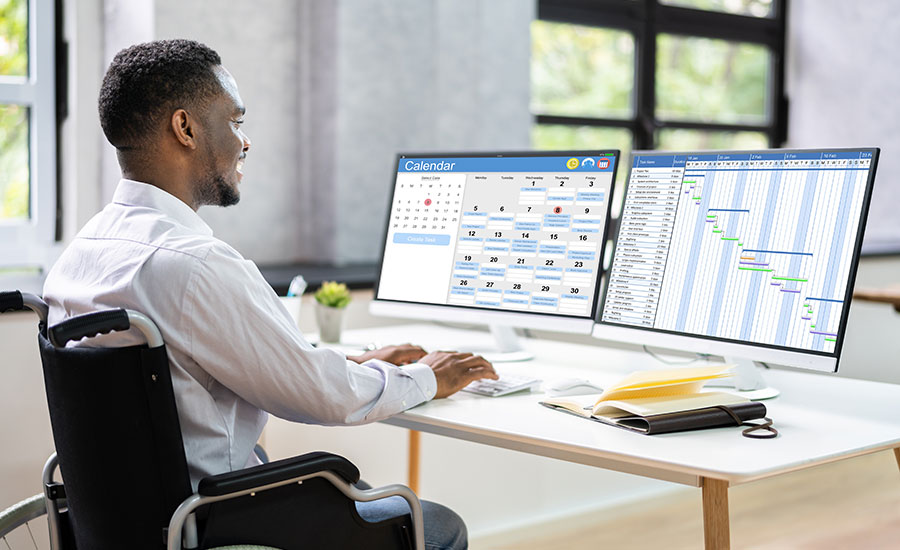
[170,109,198,149]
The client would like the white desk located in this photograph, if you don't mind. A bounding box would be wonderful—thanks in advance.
[340,323,900,550]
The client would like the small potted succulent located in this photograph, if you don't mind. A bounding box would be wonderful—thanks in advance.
[314,281,351,342]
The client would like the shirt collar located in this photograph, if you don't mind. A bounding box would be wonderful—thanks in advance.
[112,179,214,236]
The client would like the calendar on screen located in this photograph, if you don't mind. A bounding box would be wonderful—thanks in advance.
[377,153,618,320]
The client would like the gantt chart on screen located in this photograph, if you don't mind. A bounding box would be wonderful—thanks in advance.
[602,151,873,353]
[377,155,615,318]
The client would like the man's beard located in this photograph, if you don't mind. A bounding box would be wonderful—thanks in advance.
[196,173,240,207]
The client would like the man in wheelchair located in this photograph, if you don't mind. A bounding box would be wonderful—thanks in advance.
[43,39,497,550]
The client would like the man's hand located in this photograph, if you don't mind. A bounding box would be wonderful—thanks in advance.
[349,343,426,366]
[419,351,498,399]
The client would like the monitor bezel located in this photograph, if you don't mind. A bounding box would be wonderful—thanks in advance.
[373,150,620,326]
[594,146,880,373]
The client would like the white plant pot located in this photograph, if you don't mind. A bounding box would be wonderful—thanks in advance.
[315,303,346,343]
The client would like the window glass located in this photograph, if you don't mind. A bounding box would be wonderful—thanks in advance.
[0,104,29,220]
[531,21,635,119]
[656,128,768,150]
[661,0,774,18]
[0,0,27,77]
[656,34,769,125]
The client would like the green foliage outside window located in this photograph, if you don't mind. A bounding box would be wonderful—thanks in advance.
[531,21,634,120]
[532,13,772,148]
[656,34,769,125]
[0,0,29,221]
[0,0,27,76]
[0,104,29,221]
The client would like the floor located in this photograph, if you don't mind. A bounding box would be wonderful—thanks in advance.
[474,449,900,550]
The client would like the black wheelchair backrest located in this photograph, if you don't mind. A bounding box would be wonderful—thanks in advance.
[39,311,192,550]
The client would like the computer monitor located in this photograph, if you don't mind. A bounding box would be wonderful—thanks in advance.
[372,151,619,361]
[593,148,879,397]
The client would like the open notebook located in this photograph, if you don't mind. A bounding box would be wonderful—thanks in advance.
[540,364,767,435]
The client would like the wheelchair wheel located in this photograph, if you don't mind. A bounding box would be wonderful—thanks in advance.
[0,494,49,548]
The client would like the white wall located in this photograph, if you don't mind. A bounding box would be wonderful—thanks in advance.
[0,311,55,510]
[787,0,900,252]
[153,0,310,264]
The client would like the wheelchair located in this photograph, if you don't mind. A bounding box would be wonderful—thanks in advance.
[0,290,424,550]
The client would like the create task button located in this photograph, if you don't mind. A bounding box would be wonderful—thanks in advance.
[393,233,451,246]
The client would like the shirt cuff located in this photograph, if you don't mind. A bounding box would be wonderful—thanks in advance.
[402,362,438,400]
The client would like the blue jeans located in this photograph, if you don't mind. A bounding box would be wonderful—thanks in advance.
[356,496,468,550]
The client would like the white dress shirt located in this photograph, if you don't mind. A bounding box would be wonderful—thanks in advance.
[44,179,437,488]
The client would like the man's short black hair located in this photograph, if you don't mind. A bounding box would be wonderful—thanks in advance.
[99,39,222,150]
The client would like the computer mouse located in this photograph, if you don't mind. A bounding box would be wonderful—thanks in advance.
[546,378,604,397]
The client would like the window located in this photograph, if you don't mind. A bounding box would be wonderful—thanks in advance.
[531,20,636,183]
[532,0,787,196]
[0,0,58,268]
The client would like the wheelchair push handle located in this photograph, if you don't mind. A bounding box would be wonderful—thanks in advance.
[48,308,165,349]
[1,290,49,322]
[0,290,24,313]
[50,308,131,347]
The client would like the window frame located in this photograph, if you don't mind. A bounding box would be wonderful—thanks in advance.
[0,0,58,267]
[534,0,788,150]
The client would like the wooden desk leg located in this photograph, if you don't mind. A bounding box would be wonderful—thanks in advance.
[702,478,730,550]
[408,430,421,494]
[894,447,900,474]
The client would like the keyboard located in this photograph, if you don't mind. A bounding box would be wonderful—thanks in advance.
[462,373,542,397]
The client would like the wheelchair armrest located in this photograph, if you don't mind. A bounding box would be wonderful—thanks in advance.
[197,451,361,497]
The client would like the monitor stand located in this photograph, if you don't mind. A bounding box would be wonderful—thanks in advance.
[705,356,780,400]
[457,325,535,363]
